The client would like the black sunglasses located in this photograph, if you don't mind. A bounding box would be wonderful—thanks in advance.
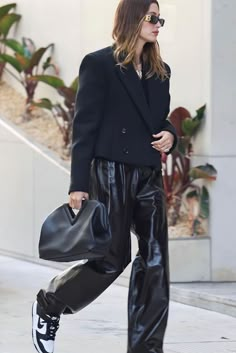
[144,14,165,27]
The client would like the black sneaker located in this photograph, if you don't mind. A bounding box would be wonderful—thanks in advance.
[32,300,60,353]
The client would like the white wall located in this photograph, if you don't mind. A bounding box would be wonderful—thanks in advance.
[0,117,70,258]
[160,0,212,155]
[208,0,236,281]
[3,0,212,152]
[5,0,119,83]
[3,0,210,113]
[2,0,212,149]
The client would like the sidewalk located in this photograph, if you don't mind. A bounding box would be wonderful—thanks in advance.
[0,255,236,353]
[171,281,236,318]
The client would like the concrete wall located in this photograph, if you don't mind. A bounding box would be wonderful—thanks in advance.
[0,117,69,258]
[208,0,236,280]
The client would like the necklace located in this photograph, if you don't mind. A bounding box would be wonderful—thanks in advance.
[134,62,142,79]
[136,68,142,79]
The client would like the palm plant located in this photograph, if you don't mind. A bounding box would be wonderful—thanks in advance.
[30,75,78,152]
[0,37,57,119]
[162,105,217,235]
[0,3,21,78]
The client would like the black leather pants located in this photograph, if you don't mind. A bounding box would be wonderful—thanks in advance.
[37,158,170,353]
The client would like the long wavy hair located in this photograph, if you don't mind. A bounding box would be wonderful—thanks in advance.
[112,0,168,80]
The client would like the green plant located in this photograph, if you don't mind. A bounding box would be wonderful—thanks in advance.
[0,37,57,119]
[162,105,217,235]
[0,3,21,77]
[31,75,78,152]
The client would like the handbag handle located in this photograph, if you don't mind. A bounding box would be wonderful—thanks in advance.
[64,199,88,224]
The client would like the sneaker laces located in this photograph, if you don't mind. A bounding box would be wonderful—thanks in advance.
[45,316,60,339]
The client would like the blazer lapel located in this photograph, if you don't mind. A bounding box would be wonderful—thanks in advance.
[115,62,155,135]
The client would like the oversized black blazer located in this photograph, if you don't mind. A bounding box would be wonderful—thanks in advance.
[69,45,177,193]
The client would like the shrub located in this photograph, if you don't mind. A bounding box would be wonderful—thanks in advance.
[162,105,217,235]
[31,75,78,153]
[0,3,21,78]
[0,37,57,119]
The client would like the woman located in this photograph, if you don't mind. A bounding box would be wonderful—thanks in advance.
[32,1,177,353]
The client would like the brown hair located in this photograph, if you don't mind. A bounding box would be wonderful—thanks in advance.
[112,0,168,80]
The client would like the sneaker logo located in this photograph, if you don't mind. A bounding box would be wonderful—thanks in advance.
[37,317,46,335]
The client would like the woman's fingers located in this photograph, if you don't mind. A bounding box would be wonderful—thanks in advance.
[152,145,170,153]
[152,140,170,151]
[151,131,174,152]
[69,191,89,209]
[69,198,81,210]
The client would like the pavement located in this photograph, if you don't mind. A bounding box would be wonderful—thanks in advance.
[170,281,236,319]
[0,255,236,353]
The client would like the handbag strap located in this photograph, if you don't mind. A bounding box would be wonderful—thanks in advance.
[63,200,88,225]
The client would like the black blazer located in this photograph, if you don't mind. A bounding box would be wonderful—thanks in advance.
[69,46,177,193]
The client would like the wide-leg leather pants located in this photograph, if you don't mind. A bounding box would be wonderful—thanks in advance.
[37,158,170,353]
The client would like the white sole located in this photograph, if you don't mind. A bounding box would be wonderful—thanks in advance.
[32,301,45,353]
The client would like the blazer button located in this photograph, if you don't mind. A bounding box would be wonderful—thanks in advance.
[121,128,127,134]
[123,147,129,154]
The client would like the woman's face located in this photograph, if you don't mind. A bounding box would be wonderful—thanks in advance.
[139,2,161,43]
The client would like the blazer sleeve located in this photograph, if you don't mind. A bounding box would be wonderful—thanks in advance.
[69,53,106,194]
[160,64,178,155]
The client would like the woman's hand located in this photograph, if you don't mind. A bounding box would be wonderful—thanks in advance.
[69,191,89,210]
[151,131,174,153]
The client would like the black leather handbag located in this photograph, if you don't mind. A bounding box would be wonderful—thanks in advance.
[38,200,111,262]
